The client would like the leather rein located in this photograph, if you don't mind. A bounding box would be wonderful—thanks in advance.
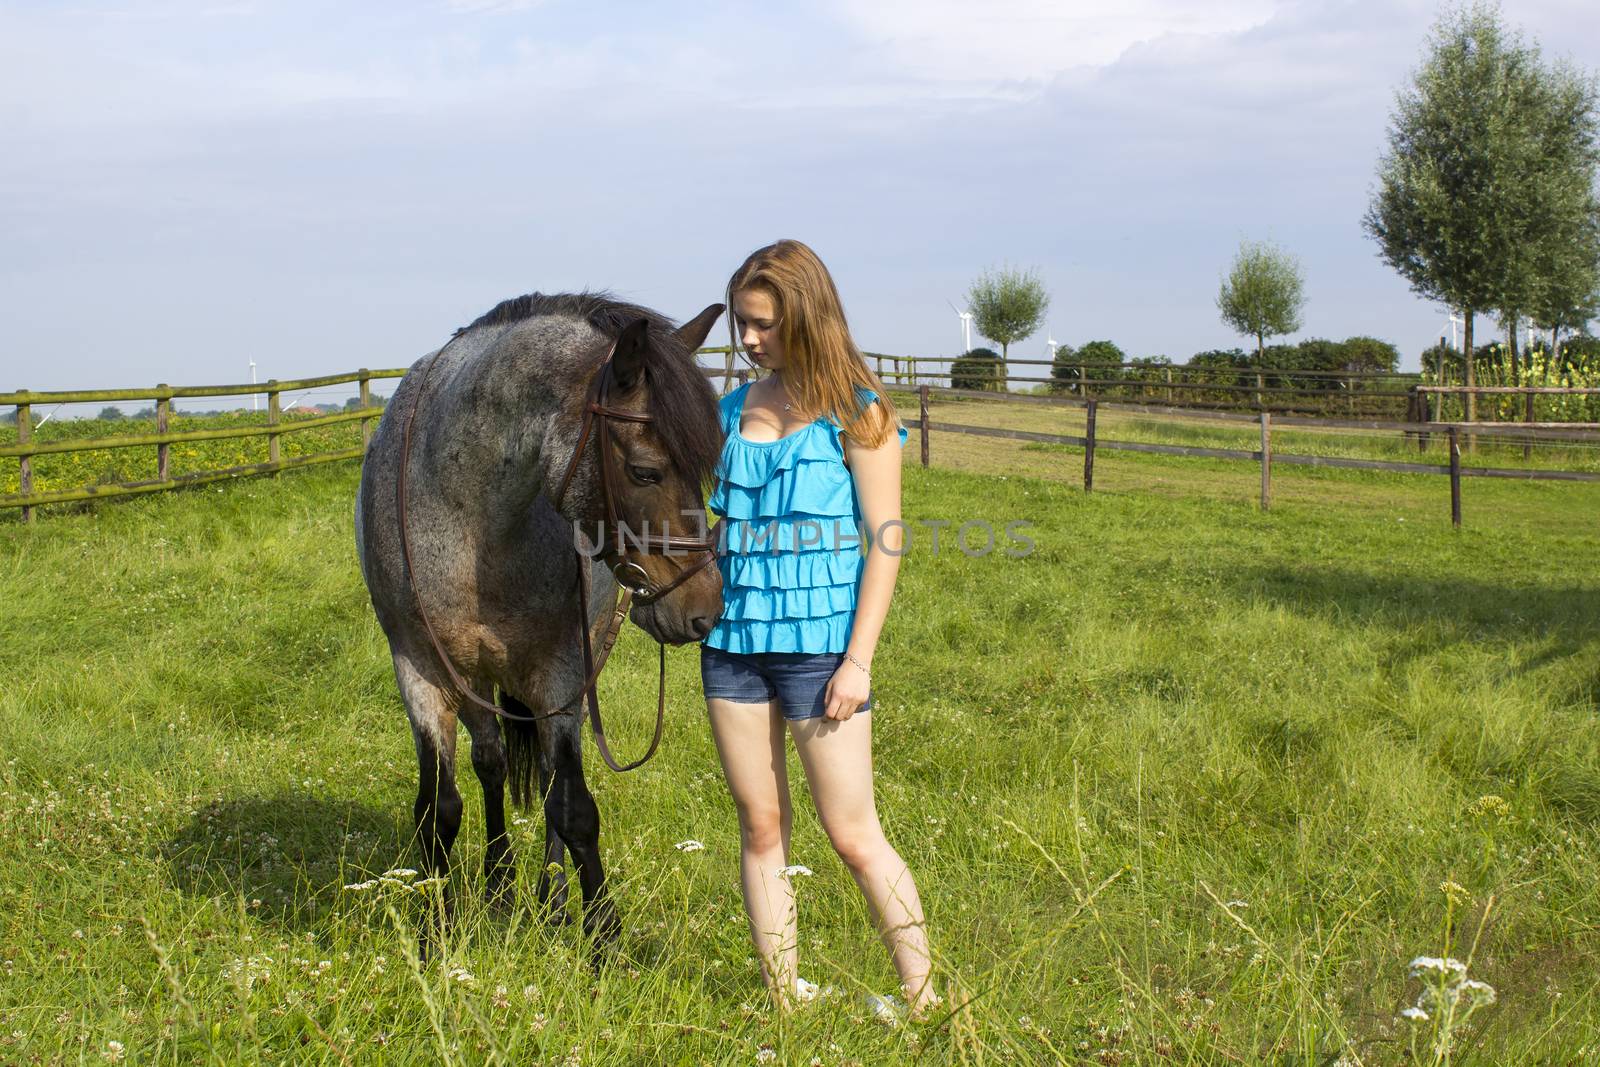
[396,336,719,772]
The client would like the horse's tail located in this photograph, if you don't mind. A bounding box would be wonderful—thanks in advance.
[498,692,540,811]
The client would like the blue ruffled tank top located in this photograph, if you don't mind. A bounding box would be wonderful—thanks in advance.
[703,381,908,655]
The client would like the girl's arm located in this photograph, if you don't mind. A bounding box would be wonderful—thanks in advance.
[822,418,904,720]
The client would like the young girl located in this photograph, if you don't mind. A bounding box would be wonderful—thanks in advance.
[699,239,936,1019]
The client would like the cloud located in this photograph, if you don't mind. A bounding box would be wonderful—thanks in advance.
[826,0,1281,92]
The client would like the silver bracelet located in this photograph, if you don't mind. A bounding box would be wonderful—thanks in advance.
[844,651,870,675]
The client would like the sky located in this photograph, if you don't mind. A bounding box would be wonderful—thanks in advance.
[4,0,1599,408]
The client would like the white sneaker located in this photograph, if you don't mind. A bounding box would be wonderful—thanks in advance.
[863,993,905,1026]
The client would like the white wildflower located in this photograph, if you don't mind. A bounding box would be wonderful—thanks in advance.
[382,868,419,880]
[1407,956,1467,979]
[1400,1007,1429,1022]
[674,840,705,852]
[343,879,379,891]
[776,865,813,880]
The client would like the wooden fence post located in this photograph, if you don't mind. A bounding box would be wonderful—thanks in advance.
[918,385,929,469]
[1083,400,1098,492]
[359,369,373,449]
[156,387,171,482]
[1448,425,1462,528]
[16,392,32,524]
[1523,389,1535,460]
[1164,366,1173,405]
[267,381,281,472]
[1259,410,1272,510]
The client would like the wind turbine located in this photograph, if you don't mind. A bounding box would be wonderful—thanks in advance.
[947,299,973,354]
[1447,312,1465,350]
[1046,332,1058,359]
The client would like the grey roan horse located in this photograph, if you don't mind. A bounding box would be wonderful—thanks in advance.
[355,293,725,943]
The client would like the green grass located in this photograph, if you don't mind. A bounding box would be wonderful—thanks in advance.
[1,447,1597,1065]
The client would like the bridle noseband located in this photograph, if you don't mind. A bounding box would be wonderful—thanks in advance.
[397,335,720,772]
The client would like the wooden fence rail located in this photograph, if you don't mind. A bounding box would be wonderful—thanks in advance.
[2,369,405,520]
[8,362,1598,526]
[905,386,1600,530]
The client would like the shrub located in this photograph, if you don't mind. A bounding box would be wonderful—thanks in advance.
[950,347,1004,392]
[1078,340,1126,369]
[1420,342,1454,378]
[1188,348,1251,369]
[1340,335,1400,373]
[1560,334,1600,371]
[1047,344,1078,394]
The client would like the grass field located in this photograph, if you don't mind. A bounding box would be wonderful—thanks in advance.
[1,441,1597,1065]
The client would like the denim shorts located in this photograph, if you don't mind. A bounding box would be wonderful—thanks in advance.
[700,644,873,721]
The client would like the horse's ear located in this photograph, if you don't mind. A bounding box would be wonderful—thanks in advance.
[611,317,651,393]
[675,303,725,354]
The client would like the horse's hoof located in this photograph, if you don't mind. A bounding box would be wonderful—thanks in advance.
[485,876,517,914]
[533,896,574,927]
[582,901,622,947]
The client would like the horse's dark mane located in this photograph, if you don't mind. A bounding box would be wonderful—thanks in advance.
[462,291,723,493]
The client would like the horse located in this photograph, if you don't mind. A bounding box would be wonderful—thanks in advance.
[355,292,726,943]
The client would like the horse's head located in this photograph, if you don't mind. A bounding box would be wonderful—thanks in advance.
[563,303,727,645]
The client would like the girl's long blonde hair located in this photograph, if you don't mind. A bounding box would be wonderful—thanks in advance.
[726,239,902,449]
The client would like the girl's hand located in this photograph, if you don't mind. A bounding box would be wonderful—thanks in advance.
[822,658,871,721]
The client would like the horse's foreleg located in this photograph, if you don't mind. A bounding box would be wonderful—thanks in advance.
[535,747,571,924]
[540,715,619,946]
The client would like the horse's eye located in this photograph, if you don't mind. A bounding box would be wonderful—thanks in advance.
[628,465,663,485]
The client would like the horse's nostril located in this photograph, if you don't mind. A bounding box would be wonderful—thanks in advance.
[691,615,713,638]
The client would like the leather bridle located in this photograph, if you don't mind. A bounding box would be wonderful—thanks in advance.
[396,334,720,772]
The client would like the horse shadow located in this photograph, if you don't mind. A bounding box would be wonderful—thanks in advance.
[161,792,413,930]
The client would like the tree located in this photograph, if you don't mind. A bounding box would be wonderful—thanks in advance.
[1216,239,1305,363]
[966,265,1050,386]
[1364,3,1600,420]
[1052,340,1125,396]
[1339,336,1401,374]
[98,406,125,421]
[1047,342,1078,394]
[949,347,1004,392]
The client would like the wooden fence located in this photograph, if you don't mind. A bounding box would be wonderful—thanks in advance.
[1,369,406,521]
[874,354,1600,425]
[902,385,1600,529]
[6,360,1597,527]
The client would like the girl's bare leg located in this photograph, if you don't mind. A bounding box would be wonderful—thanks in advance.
[706,697,798,1007]
[790,713,935,1014]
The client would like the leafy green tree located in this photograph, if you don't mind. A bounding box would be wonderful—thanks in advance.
[949,347,1004,392]
[1048,342,1078,394]
[1217,240,1305,365]
[98,406,125,421]
[1339,336,1401,374]
[1054,340,1126,396]
[1364,4,1600,418]
[966,266,1051,385]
